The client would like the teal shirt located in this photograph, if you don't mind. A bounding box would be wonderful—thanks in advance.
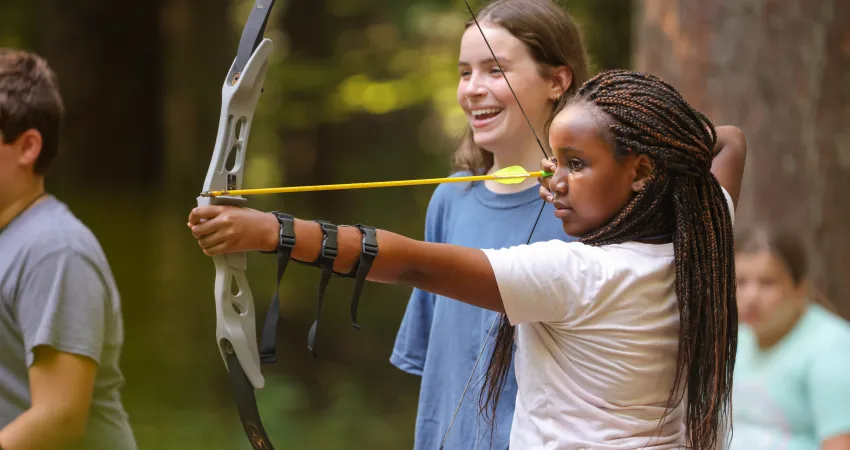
[729,303,850,450]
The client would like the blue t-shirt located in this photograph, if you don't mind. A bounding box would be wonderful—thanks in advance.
[390,173,574,450]
[729,303,850,450]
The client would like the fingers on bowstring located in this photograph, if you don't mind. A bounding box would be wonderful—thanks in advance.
[540,185,553,203]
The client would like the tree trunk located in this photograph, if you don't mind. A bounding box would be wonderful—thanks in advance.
[39,0,164,190]
[634,0,850,318]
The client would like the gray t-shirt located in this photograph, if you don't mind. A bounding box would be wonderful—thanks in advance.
[0,195,136,449]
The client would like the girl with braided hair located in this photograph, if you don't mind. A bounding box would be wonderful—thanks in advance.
[187,68,747,449]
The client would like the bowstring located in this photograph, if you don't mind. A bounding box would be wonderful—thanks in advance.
[438,1,552,448]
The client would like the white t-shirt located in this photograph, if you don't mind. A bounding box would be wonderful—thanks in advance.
[482,188,735,450]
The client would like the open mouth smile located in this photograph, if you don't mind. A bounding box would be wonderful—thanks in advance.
[471,108,503,128]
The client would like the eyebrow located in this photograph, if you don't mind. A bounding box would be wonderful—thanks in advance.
[558,146,584,154]
[457,56,514,67]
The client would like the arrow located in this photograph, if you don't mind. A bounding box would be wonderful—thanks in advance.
[201,165,553,197]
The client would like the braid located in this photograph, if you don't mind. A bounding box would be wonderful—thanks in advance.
[578,70,736,449]
[480,69,737,450]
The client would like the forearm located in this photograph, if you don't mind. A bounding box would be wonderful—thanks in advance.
[283,218,505,313]
[0,406,85,450]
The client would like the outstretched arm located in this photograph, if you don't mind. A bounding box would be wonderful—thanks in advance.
[188,207,505,313]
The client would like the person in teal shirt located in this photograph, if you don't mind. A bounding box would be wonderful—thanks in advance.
[731,225,850,450]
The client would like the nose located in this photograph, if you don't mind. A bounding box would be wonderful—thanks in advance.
[549,169,568,196]
[736,283,758,311]
[462,74,487,98]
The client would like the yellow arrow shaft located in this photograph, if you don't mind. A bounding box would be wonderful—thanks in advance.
[204,170,550,197]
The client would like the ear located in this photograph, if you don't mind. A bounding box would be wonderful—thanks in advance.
[794,278,810,303]
[13,129,43,169]
[548,66,573,101]
[630,154,654,192]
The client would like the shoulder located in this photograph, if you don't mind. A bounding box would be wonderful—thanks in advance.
[14,197,111,272]
[801,305,850,379]
[485,240,609,285]
[489,239,654,271]
[807,305,850,348]
[421,171,480,220]
[485,240,613,324]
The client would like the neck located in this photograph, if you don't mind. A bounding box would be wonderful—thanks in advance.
[0,177,46,230]
[756,302,807,349]
[486,136,549,194]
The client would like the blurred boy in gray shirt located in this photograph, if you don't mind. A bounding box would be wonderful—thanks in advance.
[0,48,136,450]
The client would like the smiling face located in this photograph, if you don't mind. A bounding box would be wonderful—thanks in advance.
[546,102,653,237]
[456,23,563,155]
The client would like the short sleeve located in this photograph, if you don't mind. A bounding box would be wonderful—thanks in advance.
[808,341,850,440]
[389,183,449,375]
[390,288,435,375]
[482,240,602,326]
[14,248,108,367]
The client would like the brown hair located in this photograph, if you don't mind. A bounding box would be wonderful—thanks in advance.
[451,0,590,175]
[485,70,738,450]
[0,48,64,174]
[734,225,837,312]
[734,225,807,284]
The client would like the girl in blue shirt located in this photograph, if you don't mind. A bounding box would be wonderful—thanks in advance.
[389,0,590,448]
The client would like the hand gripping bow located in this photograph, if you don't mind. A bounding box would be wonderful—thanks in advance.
[196,1,278,448]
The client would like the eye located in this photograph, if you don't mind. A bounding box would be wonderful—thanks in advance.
[568,158,585,172]
[489,66,504,76]
[459,69,471,78]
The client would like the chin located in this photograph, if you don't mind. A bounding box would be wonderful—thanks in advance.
[472,132,500,149]
[561,221,590,238]
[470,123,510,149]
[740,316,760,327]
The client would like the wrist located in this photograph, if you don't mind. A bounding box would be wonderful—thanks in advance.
[262,212,281,252]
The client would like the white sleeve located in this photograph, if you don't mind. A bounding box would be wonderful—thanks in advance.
[482,240,603,326]
[721,185,735,225]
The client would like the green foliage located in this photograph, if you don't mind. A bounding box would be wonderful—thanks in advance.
[254,5,467,130]
[130,373,416,449]
[2,0,632,448]
[0,2,37,48]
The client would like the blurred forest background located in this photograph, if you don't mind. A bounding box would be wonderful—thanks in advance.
[1,0,848,448]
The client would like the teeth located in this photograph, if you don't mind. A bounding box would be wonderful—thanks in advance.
[472,108,502,118]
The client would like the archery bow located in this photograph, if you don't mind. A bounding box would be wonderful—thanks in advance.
[196,1,278,449]
[437,1,553,448]
[197,1,552,448]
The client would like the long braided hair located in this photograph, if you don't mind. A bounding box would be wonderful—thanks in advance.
[481,69,737,450]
